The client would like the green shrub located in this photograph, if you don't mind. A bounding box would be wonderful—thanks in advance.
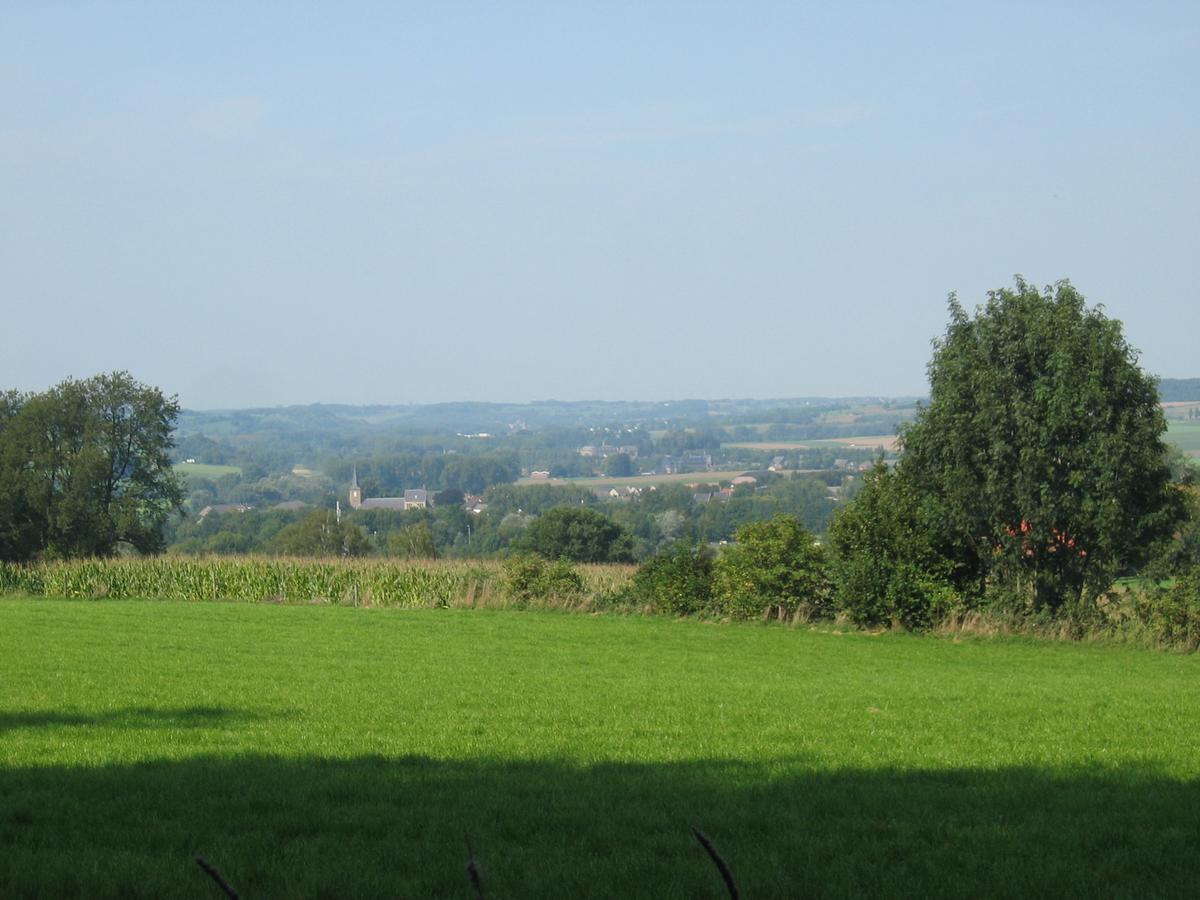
[1143,485,1200,580]
[1135,568,1200,651]
[501,553,546,604]
[828,464,959,629]
[541,559,585,599]
[711,515,830,620]
[632,542,712,615]
[501,553,584,605]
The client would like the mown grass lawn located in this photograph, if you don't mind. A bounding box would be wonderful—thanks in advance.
[2,598,1198,898]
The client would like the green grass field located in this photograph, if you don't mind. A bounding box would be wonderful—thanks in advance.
[173,462,242,481]
[1167,420,1200,457]
[2,599,1199,898]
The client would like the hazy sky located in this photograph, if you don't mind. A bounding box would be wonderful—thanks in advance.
[2,3,1197,409]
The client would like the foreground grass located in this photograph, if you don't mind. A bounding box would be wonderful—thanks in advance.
[2,599,1199,898]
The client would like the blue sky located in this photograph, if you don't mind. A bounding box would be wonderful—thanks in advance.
[2,2,1197,408]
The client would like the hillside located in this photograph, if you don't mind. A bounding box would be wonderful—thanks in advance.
[1160,378,1200,402]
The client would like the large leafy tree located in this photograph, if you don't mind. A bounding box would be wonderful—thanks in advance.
[899,278,1179,612]
[0,372,184,560]
[270,510,371,557]
[516,506,635,563]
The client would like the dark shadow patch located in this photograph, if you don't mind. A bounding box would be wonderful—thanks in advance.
[1,754,1197,897]
[0,706,268,732]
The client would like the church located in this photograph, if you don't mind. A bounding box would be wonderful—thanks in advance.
[347,467,429,511]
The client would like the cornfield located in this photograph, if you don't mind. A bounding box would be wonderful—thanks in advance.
[0,557,638,610]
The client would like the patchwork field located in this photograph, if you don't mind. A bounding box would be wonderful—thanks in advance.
[517,469,756,488]
[1167,420,1200,457]
[2,599,1198,897]
[723,435,899,452]
[728,423,1194,458]
[173,462,242,481]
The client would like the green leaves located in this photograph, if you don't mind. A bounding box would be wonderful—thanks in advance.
[711,515,830,620]
[270,511,372,558]
[516,507,636,563]
[0,372,184,561]
[828,463,958,629]
[900,279,1177,612]
[633,541,713,615]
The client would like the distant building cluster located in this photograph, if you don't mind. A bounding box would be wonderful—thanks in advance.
[345,468,490,516]
[348,467,428,511]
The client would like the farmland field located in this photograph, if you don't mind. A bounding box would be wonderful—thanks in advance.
[173,461,242,480]
[723,435,899,452]
[517,469,757,488]
[2,599,1198,898]
[1162,401,1200,420]
[1166,420,1200,456]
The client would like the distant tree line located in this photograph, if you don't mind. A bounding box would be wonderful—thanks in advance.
[166,471,841,560]
[1158,378,1200,403]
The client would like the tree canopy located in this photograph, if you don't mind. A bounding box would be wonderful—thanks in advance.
[0,373,184,560]
[896,278,1179,611]
[270,510,371,557]
[516,506,636,563]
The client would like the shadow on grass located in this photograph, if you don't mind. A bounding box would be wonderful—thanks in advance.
[1,754,1197,899]
[0,706,267,732]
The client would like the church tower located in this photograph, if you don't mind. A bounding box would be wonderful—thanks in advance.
[349,465,362,509]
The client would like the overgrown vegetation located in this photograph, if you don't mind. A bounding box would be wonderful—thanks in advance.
[500,553,587,605]
[1133,569,1200,652]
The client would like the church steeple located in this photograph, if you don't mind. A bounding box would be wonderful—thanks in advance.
[349,465,362,509]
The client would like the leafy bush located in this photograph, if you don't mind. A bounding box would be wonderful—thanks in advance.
[632,542,712,615]
[1135,568,1200,651]
[1143,485,1200,580]
[711,515,830,620]
[828,464,959,629]
[501,553,584,605]
[540,559,585,599]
